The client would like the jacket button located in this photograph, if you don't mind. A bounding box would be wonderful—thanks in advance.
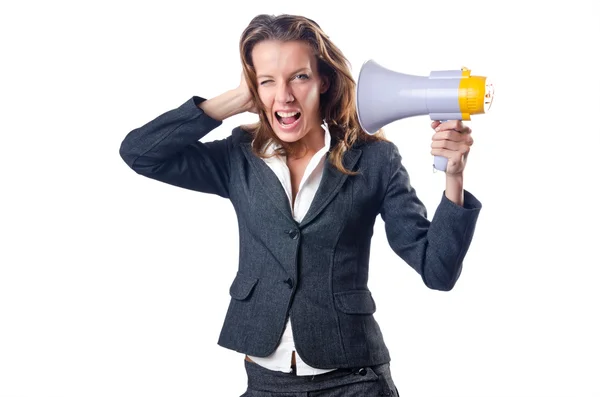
[288,229,299,240]
[284,278,294,289]
[358,368,367,376]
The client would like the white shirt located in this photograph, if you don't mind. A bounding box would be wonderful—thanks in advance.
[247,121,337,376]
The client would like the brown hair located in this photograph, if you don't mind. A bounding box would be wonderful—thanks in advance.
[239,14,387,175]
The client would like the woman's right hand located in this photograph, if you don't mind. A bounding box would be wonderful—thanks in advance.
[235,72,258,114]
[197,72,258,121]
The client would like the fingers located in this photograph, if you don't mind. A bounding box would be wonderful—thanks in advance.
[431,129,474,145]
[432,120,471,134]
[430,120,472,173]
[431,146,469,168]
[431,139,471,152]
[430,136,472,167]
[431,141,471,158]
[430,148,465,171]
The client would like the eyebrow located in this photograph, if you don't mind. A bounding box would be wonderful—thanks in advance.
[257,68,311,79]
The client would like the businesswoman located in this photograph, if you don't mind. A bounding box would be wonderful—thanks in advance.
[119,13,482,396]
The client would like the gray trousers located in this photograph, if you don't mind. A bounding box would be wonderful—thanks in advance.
[241,359,399,396]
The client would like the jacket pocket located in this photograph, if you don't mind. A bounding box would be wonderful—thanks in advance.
[334,290,376,314]
[229,272,259,301]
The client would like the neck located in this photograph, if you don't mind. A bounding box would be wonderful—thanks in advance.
[290,124,324,159]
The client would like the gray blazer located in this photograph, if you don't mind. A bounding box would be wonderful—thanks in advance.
[119,96,482,369]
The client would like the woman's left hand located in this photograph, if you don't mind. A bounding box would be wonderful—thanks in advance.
[430,120,474,175]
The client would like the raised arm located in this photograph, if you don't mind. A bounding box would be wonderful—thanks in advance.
[379,143,482,291]
[119,82,255,198]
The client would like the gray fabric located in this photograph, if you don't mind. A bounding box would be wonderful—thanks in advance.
[119,96,482,370]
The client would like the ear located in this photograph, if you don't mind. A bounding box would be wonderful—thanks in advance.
[319,76,330,94]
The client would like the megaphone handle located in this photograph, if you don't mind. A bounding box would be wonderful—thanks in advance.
[433,119,449,172]
[433,155,448,172]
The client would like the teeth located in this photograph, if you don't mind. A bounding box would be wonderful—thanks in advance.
[276,111,299,117]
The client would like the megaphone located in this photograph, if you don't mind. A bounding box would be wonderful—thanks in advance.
[356,59,494,172]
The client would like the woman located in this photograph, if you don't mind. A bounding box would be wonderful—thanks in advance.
[119,13,482,397]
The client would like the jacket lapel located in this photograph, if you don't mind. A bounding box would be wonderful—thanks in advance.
[241,142,363,227]
[300,148,362,227]
[241,143,296,224]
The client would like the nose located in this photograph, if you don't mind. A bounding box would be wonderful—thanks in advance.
[275,83,294,104]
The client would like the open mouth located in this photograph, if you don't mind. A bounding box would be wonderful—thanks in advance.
[275,111,301,127]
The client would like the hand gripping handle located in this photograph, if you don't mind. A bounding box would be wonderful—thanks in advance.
[433,119,449,172]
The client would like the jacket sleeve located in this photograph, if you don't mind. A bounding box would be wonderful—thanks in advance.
[379,142,482,291]
[119,96,232,198]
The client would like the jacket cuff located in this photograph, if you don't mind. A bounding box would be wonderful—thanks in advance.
[432,189,482,232]
[443,189,482,211]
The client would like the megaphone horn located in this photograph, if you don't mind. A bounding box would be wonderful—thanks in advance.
[356,59,494,172]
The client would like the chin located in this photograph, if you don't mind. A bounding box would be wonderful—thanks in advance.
[274,131,304,143]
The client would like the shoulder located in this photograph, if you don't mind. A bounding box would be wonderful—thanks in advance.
[220,125,254,149]
[349,138,405,181]
[231,125,255,144]
[354,138,400,160]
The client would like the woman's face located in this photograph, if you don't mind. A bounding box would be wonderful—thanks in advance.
[252,40,329,145]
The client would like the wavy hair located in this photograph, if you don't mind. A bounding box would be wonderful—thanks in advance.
[239,14,387,175]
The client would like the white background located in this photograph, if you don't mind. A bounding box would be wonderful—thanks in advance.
[1,0,599,396]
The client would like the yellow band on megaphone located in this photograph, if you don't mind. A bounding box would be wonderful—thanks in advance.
[458,68,488,116]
